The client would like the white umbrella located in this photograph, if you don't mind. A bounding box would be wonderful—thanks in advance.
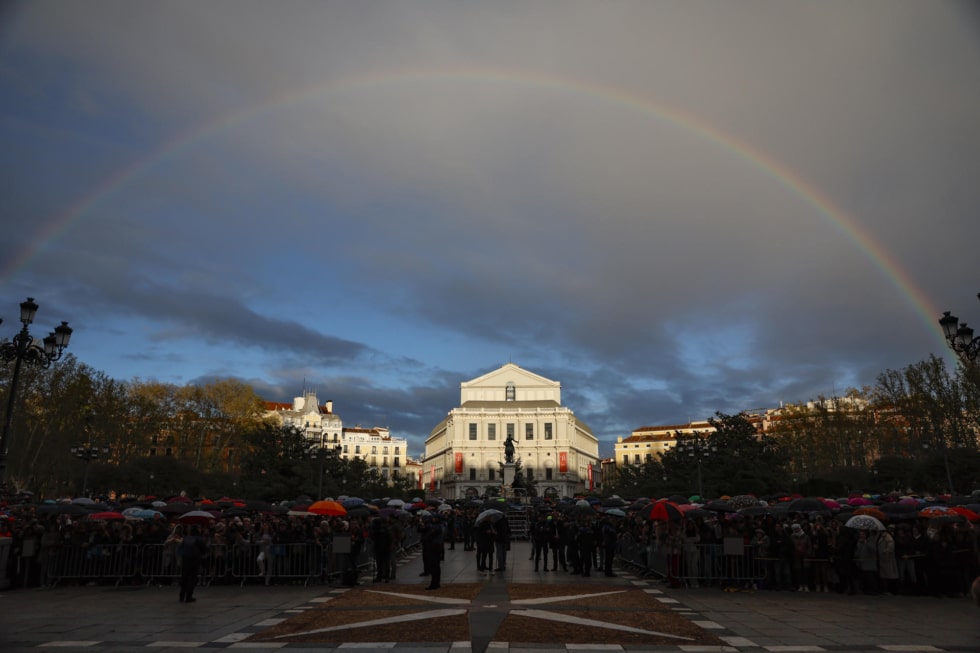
[437,503,453,512]
[387,498,405,507]
[845,514,885,531]
[475,508,505,525]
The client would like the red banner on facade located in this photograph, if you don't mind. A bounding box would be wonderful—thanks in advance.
[587,463,593,490]
[418,469,423,490]
[454,452,464,474]
[429,464,436,491]
[559,451,568,473]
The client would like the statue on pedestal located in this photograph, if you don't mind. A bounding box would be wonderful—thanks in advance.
[504,433,516,463]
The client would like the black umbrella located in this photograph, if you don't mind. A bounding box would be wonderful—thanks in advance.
[159,503,191,515]
[35,503,90,517]
[601,496,628,507]
[685,508,713,520]
[704,500,737,513]
[667,494,691,505]
[738,505,771,517]
[787,497,828,513]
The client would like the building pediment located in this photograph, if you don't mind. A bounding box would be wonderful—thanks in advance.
[463,363,558,390]
[460,363,561,404]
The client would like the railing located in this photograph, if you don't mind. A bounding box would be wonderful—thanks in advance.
[617,535,768,587]
[42,526,420,588]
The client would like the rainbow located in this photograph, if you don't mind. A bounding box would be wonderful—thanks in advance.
[3,67,947,349]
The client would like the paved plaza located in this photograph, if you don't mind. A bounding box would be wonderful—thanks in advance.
[0,540,976,653]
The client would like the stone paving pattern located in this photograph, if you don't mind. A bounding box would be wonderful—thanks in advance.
[0,540,976,652]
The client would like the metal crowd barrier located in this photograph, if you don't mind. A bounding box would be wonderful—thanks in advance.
[617,533,664,577]
[616,536,767,587]
[45,526,420,588]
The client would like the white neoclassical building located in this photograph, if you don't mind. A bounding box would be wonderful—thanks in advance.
[265,391,409,482]
[424,363,600,500]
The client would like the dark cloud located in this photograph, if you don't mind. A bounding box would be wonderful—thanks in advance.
[2,2,978,458]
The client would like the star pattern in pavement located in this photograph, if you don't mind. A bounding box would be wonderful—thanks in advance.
[275,588,695,641]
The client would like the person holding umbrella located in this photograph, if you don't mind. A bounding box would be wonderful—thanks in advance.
[421,514,444,590]
[177,525,208,603]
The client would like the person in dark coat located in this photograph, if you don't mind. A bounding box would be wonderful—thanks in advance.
[421,516,445,590]
[601,517,618,577]
[178,525,208,603]
[576,519,596,577]
[371,516,392,583]
[475,518,496,572]
[494,515,511,571]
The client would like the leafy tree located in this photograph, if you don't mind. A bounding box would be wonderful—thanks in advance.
[607,458,668,498]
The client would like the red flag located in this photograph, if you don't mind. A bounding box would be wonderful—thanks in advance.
[429,464,436,491]
[587,463,593,490]
[454,452,463,474]
[559,451,568,473]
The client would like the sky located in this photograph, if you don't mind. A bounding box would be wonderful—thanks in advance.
[2,1,979,459]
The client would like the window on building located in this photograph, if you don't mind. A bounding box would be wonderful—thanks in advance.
[355,445,361,454]
[383,446,388,454]
[506,382,515,401]
[622,454,628,465]
[469,423,477,440]
[645,453,653,463]
[507,423,514,440]
[546,468,553,480]
[487,423,496,441]
[634,454,641,464]
[395,446,400,454]
[469,468,476,480]
[165,447,173,456]
[149,448,156,457]
[393,457,400,468]
[525,423,534,440]
[488,468,495,481]
[527,468,534,480]
[372,445,377,454]
[544,423,553,440]
[344,444,349,454]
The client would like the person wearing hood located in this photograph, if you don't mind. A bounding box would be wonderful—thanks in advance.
[790,522,812,592]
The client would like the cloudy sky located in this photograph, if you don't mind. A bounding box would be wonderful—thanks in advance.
[2,1,979,457]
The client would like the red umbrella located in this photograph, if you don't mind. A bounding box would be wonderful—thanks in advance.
[640,501,683,522]
[918,506,951,518]
[308,500,347,516]
[87,511,125,521]
[949,506,980,522]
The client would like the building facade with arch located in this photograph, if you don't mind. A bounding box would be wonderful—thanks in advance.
[423,363,600,499]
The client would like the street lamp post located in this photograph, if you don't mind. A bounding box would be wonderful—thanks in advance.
[1,297,72,487]
[71,443,109,497]
[938,293,980,362]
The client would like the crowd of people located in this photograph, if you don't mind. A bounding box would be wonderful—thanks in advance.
[614,498,979,600]
[1,491,978,605]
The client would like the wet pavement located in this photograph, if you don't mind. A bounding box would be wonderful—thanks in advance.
[0,540,976,652]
